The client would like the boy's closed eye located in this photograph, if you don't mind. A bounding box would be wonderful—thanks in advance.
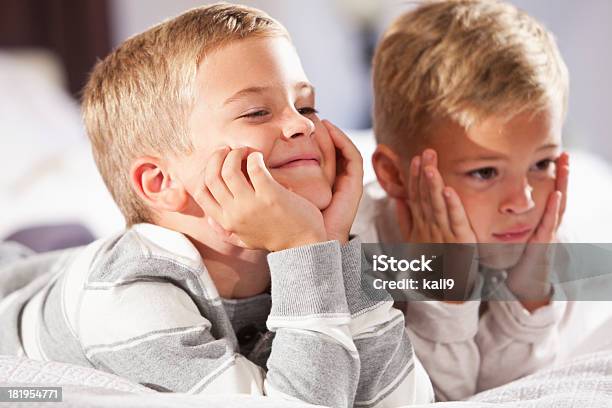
[239,108,270,120]
[238,106,319,121]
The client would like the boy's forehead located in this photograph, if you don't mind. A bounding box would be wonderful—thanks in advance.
[195,37,308,103]
[222,82,315,106]
[428,110,561,161]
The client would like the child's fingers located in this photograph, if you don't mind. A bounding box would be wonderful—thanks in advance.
[246,151,278,195]
[444,186,474,241]
[196,185,223,223]
[205,147,234,204]
[221,147,254,199]
[418,150,436,223]
[425,164,451,233]
[208,217,252,248]
[555,152,569,226]
[407,156,423,220]
[207,215,232,237]
[322,120,364,174]
[533,191,561,242]
[394,198,413,240]
[322,120,364,190]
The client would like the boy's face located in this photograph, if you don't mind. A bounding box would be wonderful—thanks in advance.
[404,109,562,263]
[184,36,336,210]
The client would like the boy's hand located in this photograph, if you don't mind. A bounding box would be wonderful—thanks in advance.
[396,149,477,244]
[395,149,478,302]
[320,120,364,244]
[506,152,569,312]
[192,147,327,252]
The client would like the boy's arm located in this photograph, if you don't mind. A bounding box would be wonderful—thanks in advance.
[340,236,435,406]
[265,240,360,407]
[475,280,566,392]
[400,277,484,402]
[387,149,482,401]
[78,277,267,395]
[476,153,570,390]
[186,135,362,406]
[78,244,359,407]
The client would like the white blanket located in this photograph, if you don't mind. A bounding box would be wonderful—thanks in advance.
[2,351,611,407]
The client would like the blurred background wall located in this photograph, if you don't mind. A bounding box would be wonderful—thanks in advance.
[1,0,611,243]
[1,0,610,157]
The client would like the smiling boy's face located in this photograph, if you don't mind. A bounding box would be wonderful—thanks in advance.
[402,108,563,264]
[182,36,336,210]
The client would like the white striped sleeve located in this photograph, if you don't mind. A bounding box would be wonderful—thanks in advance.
[340,237,435,406]
[77,280,265,394]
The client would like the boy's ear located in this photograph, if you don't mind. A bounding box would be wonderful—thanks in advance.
[130,157,189,213]
[372,144,408,199]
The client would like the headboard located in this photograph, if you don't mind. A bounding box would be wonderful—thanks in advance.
[0,0,111,97]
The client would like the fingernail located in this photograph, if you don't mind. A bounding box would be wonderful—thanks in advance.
[423,150,433,161]
[413,157,420,168]
[444,188,451,198]
[426,170,434,179]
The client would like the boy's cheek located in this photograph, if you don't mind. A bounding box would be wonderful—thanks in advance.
[532,183,555,218]
[452,189,497,241]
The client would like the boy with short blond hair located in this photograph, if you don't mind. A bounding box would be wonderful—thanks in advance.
[0,3,434,406]
[353,0,571,401]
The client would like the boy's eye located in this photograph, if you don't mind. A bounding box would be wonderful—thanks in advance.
[241,110,270,119]
[467,167,498,181]
[531,159,554,172]
[297,107,319,116]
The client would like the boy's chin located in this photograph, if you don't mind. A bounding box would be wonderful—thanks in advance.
[292,184,333,210]
[477,243,526,270]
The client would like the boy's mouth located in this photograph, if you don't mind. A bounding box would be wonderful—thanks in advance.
[492,226,533,242]
[269,153,321,169]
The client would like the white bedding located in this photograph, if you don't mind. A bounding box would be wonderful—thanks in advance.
[2,351,611,407]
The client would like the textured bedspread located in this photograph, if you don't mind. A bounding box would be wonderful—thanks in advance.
[1,351,611,407]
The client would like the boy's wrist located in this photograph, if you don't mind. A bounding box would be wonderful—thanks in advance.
[328,232,350,245]
[506,280,553,313]
[275,231,328,252]
[267,240,349,318]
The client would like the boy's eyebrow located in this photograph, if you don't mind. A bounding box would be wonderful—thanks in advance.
[224,86,269,106]
[452,155,507,164]
[537,143,560,151]
[223,82,315,106]
[296,82,316,97]
[453,143,561,164]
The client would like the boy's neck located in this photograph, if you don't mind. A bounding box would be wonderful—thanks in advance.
[190,237,271,300]
[155,215,271,300]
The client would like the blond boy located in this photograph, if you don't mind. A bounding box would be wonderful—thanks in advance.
[0,4,433,406]
[353,0,571,401]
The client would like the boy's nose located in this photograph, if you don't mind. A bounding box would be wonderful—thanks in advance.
[281,109,315,140]
[499,181,535,215]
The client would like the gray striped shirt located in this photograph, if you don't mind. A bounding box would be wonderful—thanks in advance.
[0,223,433,407]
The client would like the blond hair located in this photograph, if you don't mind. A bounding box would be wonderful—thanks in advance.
[372,0,569,150]
[82,3,289,226]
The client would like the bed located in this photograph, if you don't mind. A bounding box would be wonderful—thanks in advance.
[1,351,611,407]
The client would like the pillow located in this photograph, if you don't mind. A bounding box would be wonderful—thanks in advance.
[0,51,84,191]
